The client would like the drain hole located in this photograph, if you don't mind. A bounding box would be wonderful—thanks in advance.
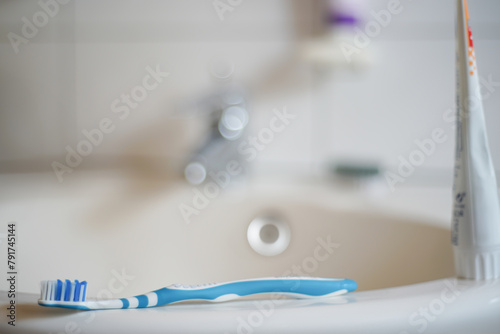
[247,215,291,256]
[259,224,280,244]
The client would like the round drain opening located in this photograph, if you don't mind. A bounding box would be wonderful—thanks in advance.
[247,215,291,256]
[260,224,280,244]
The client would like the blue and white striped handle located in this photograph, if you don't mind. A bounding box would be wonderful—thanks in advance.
[119,277,357,309]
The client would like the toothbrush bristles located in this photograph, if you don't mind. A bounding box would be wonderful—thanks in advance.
[40,280,87,302]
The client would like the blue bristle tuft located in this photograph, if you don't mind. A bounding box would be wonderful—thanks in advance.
[74,280,81,301]
[81,281,87,301]
[56,280,63,301]
[64,279,71,301]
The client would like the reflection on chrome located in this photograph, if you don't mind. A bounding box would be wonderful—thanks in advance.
[183,87,249,185]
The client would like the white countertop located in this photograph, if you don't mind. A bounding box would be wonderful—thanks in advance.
[2,278,499,334]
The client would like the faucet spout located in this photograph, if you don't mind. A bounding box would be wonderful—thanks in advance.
[184,88,249,185]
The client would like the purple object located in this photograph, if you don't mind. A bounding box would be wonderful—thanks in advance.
[326,13,358,26]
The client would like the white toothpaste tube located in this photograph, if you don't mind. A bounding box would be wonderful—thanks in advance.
[452,0,500,280]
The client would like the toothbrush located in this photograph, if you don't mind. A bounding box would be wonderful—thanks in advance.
[38,277,357,310]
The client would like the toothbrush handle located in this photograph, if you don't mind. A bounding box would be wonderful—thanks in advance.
[123,277,357,308]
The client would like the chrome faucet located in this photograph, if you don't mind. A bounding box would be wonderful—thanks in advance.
[183,87,249,185]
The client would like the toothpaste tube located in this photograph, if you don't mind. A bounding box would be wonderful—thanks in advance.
[452,0,500,279]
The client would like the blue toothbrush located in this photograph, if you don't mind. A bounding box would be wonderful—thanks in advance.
[38,277,357,310]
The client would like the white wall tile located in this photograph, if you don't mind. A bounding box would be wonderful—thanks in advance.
[0,0,499,181]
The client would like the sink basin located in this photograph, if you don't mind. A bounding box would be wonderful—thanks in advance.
[177,193,455,292]
[0,172,453,295]
[0,172,498,333]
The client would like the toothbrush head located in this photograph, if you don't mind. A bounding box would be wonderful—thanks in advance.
[39,279,87,305]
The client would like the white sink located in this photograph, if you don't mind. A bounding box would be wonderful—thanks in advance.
[0,172,498,333]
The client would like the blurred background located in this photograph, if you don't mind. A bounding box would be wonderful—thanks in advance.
[1,0,500,298]
[1,0,500,184]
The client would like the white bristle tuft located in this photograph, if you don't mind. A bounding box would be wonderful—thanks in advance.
[40,281,46,300]
[50,281,56,300]
[45,281,50,300]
